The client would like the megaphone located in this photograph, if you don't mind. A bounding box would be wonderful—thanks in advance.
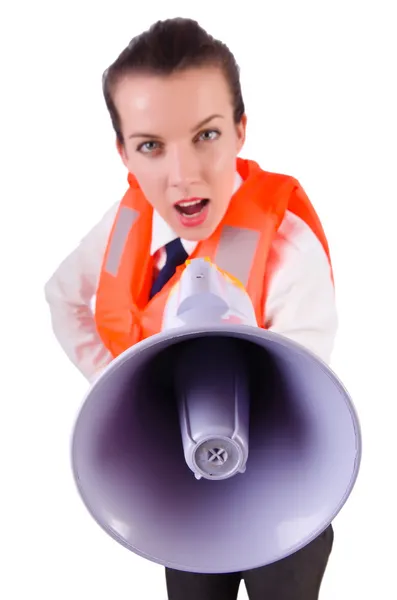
[71,258,361,574]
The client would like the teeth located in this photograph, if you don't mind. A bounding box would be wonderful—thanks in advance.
[178,199,203,207]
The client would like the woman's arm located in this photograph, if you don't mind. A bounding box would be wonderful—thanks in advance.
[44,202,120,382]
[265,210,337,365]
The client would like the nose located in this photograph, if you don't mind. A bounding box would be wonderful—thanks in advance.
[167,145,201,190]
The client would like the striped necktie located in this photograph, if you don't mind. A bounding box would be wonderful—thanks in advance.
[149,238,188,299]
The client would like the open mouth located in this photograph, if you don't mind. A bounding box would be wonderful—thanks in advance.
[174,198,210,217]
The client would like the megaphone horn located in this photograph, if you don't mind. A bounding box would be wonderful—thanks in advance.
[71,258,361,574]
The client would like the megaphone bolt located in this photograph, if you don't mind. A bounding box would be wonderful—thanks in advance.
[208,447,229,465]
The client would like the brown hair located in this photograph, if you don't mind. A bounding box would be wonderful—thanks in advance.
[102,17,245,144]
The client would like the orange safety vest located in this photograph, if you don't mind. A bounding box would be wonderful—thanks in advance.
[95,158,332,358]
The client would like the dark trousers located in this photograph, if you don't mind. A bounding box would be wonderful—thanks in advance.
[165,525,334,600]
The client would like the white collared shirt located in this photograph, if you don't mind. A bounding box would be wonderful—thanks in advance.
[44,173,337,383]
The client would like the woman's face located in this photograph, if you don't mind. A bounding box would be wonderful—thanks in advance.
[114,66,246,240]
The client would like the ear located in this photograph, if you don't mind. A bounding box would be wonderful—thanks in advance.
[116,138,129,168]
[235,114,247,153]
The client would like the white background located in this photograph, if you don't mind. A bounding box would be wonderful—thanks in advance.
[1,1,396,598]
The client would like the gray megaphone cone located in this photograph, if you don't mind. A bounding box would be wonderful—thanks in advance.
[71,258,361,573]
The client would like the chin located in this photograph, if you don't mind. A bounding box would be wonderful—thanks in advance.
[181,230,208,242]
[183,223,218,241]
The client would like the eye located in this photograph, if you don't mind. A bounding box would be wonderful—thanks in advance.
[196,129,221,142]
[137,141,162,154]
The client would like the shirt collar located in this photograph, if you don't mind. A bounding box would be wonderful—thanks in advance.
[150,171,243,256]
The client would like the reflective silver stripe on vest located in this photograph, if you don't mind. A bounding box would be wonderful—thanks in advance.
[105,206,139,276]
[214,225,260,287]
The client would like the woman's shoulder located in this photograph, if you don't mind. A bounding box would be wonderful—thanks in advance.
[272,209,329,266]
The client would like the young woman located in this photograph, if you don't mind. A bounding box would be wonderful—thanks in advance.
[45,17,336,600]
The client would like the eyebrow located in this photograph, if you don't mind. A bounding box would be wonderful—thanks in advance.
[127,114,224,140]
